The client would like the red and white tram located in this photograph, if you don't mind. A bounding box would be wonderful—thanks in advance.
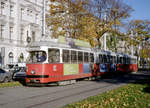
[26,41,95,85]
[26,40,138,85]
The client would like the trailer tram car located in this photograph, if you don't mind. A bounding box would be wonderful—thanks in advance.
[26,41,138,85]
[94,51,138,76]
[26,41,96,85]
[114,53,137,73]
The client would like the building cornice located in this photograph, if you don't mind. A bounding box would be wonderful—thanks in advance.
[0,38,28,48]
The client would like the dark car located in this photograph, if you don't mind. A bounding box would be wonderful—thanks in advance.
[12,67,26,81]
[12,67,26,86]
[0,68,12,83]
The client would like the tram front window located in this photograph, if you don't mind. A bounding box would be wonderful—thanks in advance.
[27,51,47,63]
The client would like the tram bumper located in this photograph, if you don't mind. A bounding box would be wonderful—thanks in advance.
[26,75,49,84]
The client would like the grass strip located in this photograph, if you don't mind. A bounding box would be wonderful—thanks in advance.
[64,79,150,108]
[0,81,22,88]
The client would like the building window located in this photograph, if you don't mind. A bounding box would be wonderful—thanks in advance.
[27,9,30,16]
[20,28,24,42]
[32,31,35,42]
[20,8,24,20]
[0,2,5,15]
[35,13,38,23]
[0,25,4,39]
[10,5,13,17]
[30,10,32,16]
[8,52,14,64]
[19,53,24,63]
[9,26,13,41]
[27,8,33,16]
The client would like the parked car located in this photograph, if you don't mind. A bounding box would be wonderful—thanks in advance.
[13,67,26,81]
[0,68,12,83]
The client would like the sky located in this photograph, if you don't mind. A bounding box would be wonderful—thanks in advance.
[124,0,150,20]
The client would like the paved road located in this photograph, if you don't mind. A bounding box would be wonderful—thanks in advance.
[0,72,150,108]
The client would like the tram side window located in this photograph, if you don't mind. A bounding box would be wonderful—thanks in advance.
[113,56,117,63]
[119,57,122,64]
[126,57,129,64]
[106,55,110,63]
[117,56,120,64]
[112,56,114,63]
[123,57,126,64]
[48,49,60,63]
[126,58,128,64]
[90,53,94,63]
[110,56,113,63]
[71,50,77,63]
[99,54,103,63]
[84,52,89,63]
[131,58,133,64]
[131,58,136,64]
[129,58,131,64]
[121,57,124,64]
[135,59,137,64]
[126,58,129,64]
[63,50,70,63]
[103,55,107,63]
[78,51,83,63]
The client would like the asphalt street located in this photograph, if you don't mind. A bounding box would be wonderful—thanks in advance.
[0,71,150,108]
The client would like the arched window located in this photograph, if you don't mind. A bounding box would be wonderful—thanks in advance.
[19,53,24,63]
[8,52,14,64]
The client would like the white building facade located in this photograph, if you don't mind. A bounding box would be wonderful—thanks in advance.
[0,0,50,68]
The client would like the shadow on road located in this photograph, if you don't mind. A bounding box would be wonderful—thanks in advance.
[23,71,150,93]
[94,71,150,93]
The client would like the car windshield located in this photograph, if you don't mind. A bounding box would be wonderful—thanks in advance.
[27,51,47,63]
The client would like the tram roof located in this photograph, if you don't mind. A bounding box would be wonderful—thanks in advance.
[28,40,94,51]
[96,50,137,58]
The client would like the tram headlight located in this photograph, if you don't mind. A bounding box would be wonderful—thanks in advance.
[31,70,35,74]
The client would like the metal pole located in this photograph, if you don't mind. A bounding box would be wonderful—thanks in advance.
[1,47,5,69]
[104,12,107,51]
[42,0,46,37]
[131,31,134,56]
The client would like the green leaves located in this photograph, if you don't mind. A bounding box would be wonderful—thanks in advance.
[0,82,21,88]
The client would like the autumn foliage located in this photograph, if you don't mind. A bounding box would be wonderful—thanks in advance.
[46,0,150,60]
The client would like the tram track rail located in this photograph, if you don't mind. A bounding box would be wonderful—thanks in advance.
[0,80,110,106]
[1,73,143,108]
[27,83,125,108]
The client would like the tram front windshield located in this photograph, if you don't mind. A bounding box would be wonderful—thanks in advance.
[27,51,47,63]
